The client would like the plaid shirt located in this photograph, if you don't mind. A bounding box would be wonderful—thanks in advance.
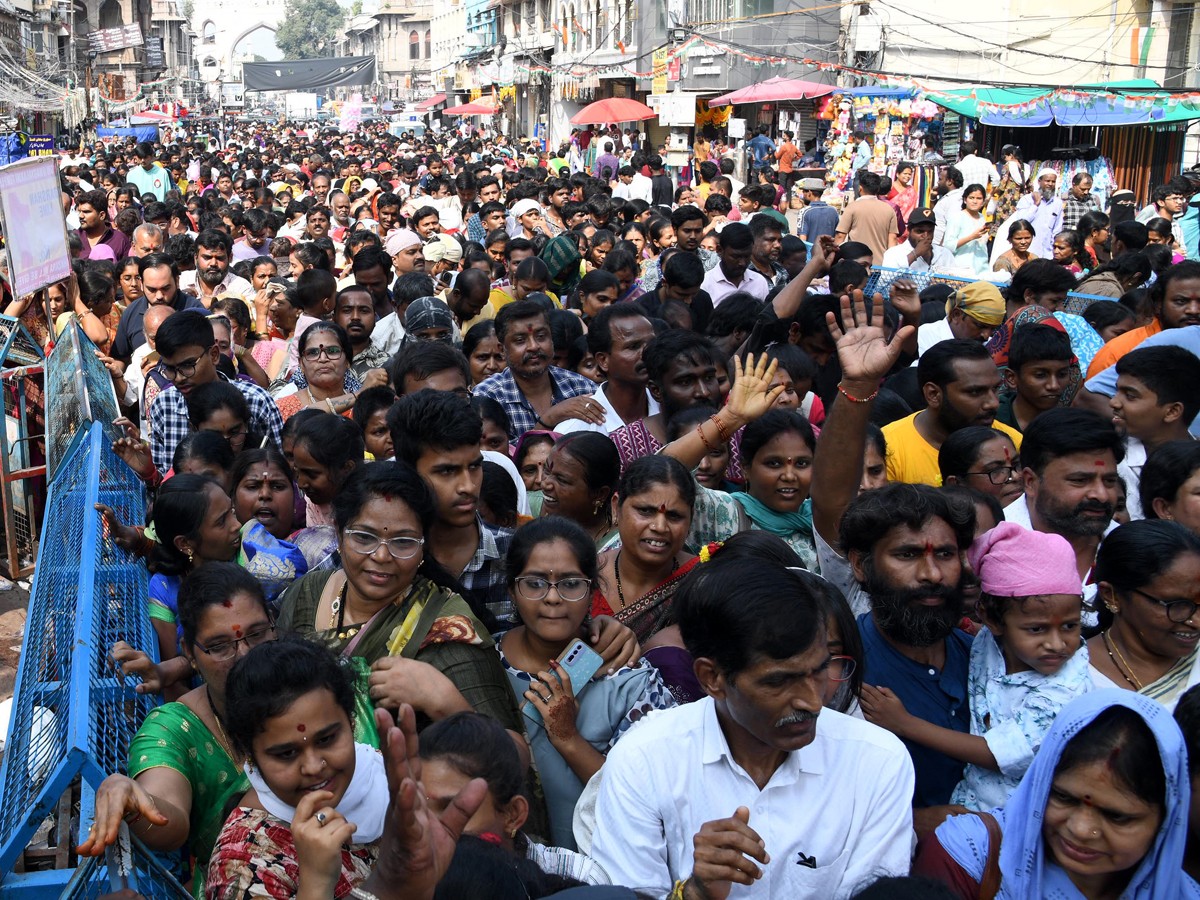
[458,517,515,629]
[1062,195,1100,233]
[149,374,284,472]
[638,247,718,292]
[474,366,597,440]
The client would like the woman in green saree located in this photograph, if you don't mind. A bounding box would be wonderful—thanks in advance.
[276,461,523,733]
[79,563,277,894]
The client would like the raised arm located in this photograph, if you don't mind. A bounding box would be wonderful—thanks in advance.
[810,291,914,547]
[661,354,784,470]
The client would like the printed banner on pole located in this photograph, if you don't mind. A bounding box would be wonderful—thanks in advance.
[0,157,72,299]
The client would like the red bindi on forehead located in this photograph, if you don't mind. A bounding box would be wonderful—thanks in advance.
[297,723,306,733]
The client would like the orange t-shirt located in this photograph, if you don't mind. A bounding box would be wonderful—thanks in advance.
[1085,319,1163,379]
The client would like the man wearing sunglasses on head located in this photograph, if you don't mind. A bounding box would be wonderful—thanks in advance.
[148,310,284,472]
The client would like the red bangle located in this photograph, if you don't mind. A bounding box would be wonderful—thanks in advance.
[709,414,729,443]
[696,423,717,453]
[837,382,879,404]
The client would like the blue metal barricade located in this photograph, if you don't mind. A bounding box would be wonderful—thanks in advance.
[44,321,122,482]
[863,266,1118,317]
[0,423,187,898]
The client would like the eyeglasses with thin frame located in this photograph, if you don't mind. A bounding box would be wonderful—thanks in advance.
[965,465,1019,485]
[827,655,856,683]
[1129,587,1200,624]
[160,347,212,379]
[194,624,277,661]
[343,529,425,559]
[514,575,593,602]
[302,344,345,361]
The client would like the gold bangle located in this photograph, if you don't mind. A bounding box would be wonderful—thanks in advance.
[668,880,689,900]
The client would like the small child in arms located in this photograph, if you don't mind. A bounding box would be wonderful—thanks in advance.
[862,521,1093,810]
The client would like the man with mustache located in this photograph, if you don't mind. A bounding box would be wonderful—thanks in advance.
[472,299,603,441]
[554,305,658,436]
[590,557,914,898]
[808,291,976,828]
[883,338,1023,486]
[1080,260,1200,389]
[1005,407,1124,621]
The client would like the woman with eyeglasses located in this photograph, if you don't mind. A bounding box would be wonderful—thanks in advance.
[939,425,1024,508]
[274,322,363,423]
[499,516,676,849]
[1088,520,1200,710]
[79,564,278,888]
[276,462,518,731]
[186,380,262,455]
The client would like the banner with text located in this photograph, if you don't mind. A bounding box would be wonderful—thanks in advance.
[0,157,72,298]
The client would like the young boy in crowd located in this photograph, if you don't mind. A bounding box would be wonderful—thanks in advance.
[995,324,1074,434]
[352,385,398,460]
[1110,345,1200,518]
[285,268,337,376]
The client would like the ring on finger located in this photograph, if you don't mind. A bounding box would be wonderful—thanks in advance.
[316,811,327,825]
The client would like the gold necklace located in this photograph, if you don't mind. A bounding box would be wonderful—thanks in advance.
[1102,630,1144,690]
[205,687,242,764]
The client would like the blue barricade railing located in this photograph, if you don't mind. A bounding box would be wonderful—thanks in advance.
[864,267,1116,317]
[45,322,122,482]
[0,422,187,897]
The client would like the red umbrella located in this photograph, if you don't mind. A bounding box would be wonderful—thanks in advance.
[570,97,657,125]
[708,76,836,108]
[442,100,497,116]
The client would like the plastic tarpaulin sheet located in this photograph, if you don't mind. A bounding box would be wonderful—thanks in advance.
[242,56,376,92]
[926,80,1200,127]
[97,125,159,142]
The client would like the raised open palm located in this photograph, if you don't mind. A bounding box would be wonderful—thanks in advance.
[826,290,915,385]
[727,353,785,422]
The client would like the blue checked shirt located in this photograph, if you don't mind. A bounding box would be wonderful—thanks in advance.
[473,366,597,441]
[148,374,285,473]
[458,517,515,630]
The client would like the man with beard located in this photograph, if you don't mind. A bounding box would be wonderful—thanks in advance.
[808,290,974,821]
[748,215,789,290]
[333,285,389,378]
[472,299,602,441]
[177,230,254,308]
[112,253,206,361]
[591,556,914,898]
[350,247,403,356]
[608,330,723,471]
[1005,407,1124,620]
[882,339,1022,486]
[1082,260,1200,381]
[555,305,659,435]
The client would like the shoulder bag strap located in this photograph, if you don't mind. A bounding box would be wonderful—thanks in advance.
[972,810,1003,900]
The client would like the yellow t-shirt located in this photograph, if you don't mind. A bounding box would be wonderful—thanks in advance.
[488,287,562,312]
[882,412,1023,487]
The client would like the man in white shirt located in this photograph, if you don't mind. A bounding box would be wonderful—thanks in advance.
[629,158,654,204]
[932,167,965,247]
[177,230,255,308]
[954,141,999,190]
[701,223,769,305]
[556,306,659,434]
[589,557,914,898]
[882,208,956,273]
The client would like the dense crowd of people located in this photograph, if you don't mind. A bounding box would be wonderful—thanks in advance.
[17,117,1200,899]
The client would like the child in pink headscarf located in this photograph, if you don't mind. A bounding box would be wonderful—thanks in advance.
[861,522,1093,810]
